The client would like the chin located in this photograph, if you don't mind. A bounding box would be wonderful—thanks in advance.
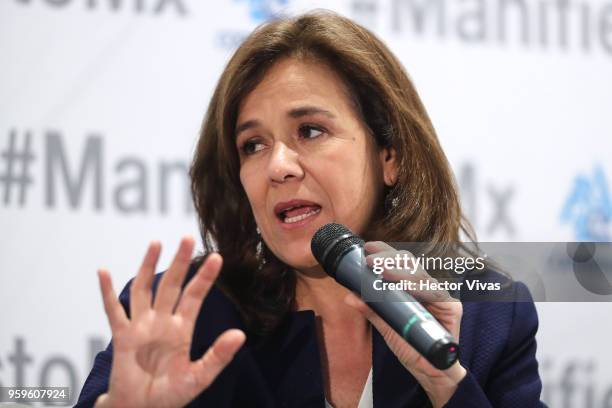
[274,242,319,271]
[285,253,319,270]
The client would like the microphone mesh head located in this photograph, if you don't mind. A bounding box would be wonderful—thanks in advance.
[311,223,351,263]
[311,223,364,276]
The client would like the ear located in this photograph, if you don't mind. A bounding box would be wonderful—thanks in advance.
[379,146,398,187]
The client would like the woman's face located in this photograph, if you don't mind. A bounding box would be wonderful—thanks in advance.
[236,57,397,271]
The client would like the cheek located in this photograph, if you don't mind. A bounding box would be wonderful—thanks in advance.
[240,168,265,214]
[319,153,382,225]
[328,149,378,199]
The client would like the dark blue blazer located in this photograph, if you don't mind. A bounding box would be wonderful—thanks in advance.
[76,265,546,407]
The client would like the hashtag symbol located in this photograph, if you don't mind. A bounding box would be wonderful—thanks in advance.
[0,130,35,206]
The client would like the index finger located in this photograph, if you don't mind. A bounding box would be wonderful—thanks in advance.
[364,241,396,254]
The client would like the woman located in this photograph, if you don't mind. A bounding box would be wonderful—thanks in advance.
[76,11,544,408]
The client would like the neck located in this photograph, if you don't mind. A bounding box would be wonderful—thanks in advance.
[295,266,369,331]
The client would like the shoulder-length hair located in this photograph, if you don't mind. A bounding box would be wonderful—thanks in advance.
[190,10,474,336]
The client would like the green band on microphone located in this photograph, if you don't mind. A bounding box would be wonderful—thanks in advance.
[402,312,433,339]
[402,315,418,339]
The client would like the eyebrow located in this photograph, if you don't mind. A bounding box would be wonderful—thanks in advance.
[235,106,336,138]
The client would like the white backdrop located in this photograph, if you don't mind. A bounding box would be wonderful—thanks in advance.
[1,0,611,406]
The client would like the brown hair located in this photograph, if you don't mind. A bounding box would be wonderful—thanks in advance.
[190,10,475,335]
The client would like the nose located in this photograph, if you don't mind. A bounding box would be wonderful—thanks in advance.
[267,141,304,184]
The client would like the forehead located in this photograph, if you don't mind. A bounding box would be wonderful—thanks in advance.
[237,57,354,121]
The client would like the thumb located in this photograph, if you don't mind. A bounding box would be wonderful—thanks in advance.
[189,329,246,392]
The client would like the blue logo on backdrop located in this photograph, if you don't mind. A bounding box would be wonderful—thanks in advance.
[561,165,612,241]
[216,0,290,49]
[235,0,289,23]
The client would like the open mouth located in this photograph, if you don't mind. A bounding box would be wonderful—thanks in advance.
[274,200,322,224]
[280,206,321,224]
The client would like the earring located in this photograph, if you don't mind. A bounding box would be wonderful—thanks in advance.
[384,188,399,213]
[255,226,267,268]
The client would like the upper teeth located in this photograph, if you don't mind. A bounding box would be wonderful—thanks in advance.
[283,207,321,224]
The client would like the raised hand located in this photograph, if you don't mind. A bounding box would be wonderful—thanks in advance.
[94,236,246,408]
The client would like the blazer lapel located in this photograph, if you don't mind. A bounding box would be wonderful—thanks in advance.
[252,310,325,407]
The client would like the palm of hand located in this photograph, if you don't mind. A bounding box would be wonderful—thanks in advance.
[95,238,245,408]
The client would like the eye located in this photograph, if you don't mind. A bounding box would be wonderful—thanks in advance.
[240,139,265,155]
[298,124,325,140]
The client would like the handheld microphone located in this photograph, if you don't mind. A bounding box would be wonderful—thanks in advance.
[310,223,459,370]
